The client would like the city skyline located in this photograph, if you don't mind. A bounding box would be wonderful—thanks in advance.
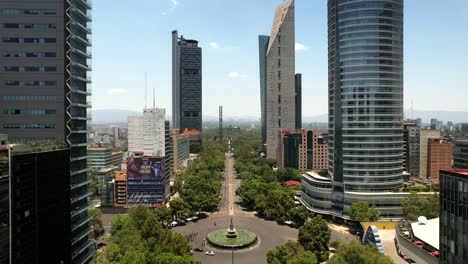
[92,0,468,117]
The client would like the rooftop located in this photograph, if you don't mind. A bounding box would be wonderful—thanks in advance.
[283,180,301,187]
[10,141,67,155]
[441,169,468,176]
[411,218,439,250]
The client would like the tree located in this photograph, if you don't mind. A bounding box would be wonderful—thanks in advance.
[401,192,439,221]
[267,240,317,264]
[266,188,295,220]
[288,206,309,227]
[170,198,190,220]
[329,240,393,264]
[154,206,173,227]
[89,207,104,238]
[298,215,331,262]
[276,168,302,183]
[345,201,381,221]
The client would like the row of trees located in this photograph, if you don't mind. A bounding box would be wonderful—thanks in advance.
[232,132,308,225]
[174,141,225,215]
[97,206,200,264]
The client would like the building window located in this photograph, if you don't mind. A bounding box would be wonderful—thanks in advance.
[278,95,281,104]
[1,52,56,58]
[182,68,199,75]
[278,71,281,80]
[278,83,281,92]
[278,119,281,127]
[0,9,56,15]
[278,46,281,56]
[278,59,281,67]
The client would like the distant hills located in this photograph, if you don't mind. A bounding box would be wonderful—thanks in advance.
[92,109,468,124]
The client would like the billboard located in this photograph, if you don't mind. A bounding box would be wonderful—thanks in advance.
[127,156,165,180]
[126,156,165,207]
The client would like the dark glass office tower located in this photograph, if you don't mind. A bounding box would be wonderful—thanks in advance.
[172,30,202,132]
[328,0,404,213]
[295,73,302,129]
[258,35,270,144]
[0,146,9,264]
[0,1,93,263]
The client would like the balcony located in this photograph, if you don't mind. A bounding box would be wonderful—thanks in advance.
[72,240,93,260]
[74,0,92,10]
[71,61,92,71]
[71,21,92,34]
[71,179,92,190]
[71,6,92,22]
[72,228,92,246]
[71,48,92,59]
[71,33,92,46]
[71,203,93,217]
[72,215,93,232]
[71,75,92,83]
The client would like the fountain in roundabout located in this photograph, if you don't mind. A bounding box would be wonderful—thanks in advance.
[206,218,257,249]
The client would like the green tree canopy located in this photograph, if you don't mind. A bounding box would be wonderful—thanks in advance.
[345,201,381,221]
[401,192,439,221]
[298,215,331,262]
[267,240,318,264]
[288,206,309,227]
[329,240,393,264]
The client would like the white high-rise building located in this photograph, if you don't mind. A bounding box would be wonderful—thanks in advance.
[128,116,143,153]
[265,0,296,159]
[128,108,166,156]
[143,108,166,156]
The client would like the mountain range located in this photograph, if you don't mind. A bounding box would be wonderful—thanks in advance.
[91,109,468,124]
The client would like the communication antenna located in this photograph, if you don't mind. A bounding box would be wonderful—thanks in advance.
[144,72,147,108]
[153,87,156,109]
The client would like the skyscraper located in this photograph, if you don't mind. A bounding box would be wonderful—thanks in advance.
[172,30,202,133]
[0,1,93,262]
[328,0,404,214]
[128,108,166,157]
[264,0,296,159]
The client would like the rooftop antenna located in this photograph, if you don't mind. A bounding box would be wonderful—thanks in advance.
[144,72,147,108]
[153,87,155,109]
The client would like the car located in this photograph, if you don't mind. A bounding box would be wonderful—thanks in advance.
[205,251,215,256]
[170,221,178,227]
[284,220,295,226]
[194,247,204,252]
[97,241,107,249]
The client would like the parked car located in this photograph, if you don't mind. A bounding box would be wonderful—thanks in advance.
[97,241,107,249]
[205,251,215,256]
[194,247,204,252]
[170,221,178,227]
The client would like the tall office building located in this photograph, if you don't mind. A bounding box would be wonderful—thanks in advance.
[405,125,420,177]
[87,147,112,170]
[259,35,270,144]
[453,139,468,169]
[327,0,404,214]
[439,169,468,264]
[0,1,93,263]
[263,0,296,159]
[128,115,144,153]
[172,30,202,132]
[427,139,452,180]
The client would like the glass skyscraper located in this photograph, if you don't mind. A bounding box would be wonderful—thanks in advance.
[328,0,404,214]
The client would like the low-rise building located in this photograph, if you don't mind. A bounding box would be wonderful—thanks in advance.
[427,139,452,180]
[111,151,124,168]
[114,170,128,207]
[93,168,115,207]
[171,129,190,172]
[88,147,113,171]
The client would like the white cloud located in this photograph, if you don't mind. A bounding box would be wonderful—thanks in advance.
[295,42,307,51]
[161,0,179,15]
[107,88,128,95]
[209,42,219,49]
[228,71,248,78]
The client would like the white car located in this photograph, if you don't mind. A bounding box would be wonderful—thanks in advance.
[205,251,215,256]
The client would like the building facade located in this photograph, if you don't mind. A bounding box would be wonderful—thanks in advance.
[0,146,9,264]
[327,0,404,215]
[88,147,112,171]
[419,130,441,179]
[128,115,143,153]
[276,129,328,173]
[453,139,468,169]
[172,30,202,132]
[439,169,468,264]
[259,35,270,144]
[171,129,190,173]
[265,0,296,159]
[5,146,77,264]
[427,139,452,180]
[295,73,302,129]
[0,1,93,262]
[405,125,420,177]
[111,151,124,168]
[114,170,127,207]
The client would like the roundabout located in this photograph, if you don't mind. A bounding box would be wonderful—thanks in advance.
[206,219,257,249]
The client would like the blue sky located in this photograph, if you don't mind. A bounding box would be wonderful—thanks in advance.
[92,0,468,117]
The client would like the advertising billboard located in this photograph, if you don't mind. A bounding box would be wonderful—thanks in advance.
[126,156,165,207]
